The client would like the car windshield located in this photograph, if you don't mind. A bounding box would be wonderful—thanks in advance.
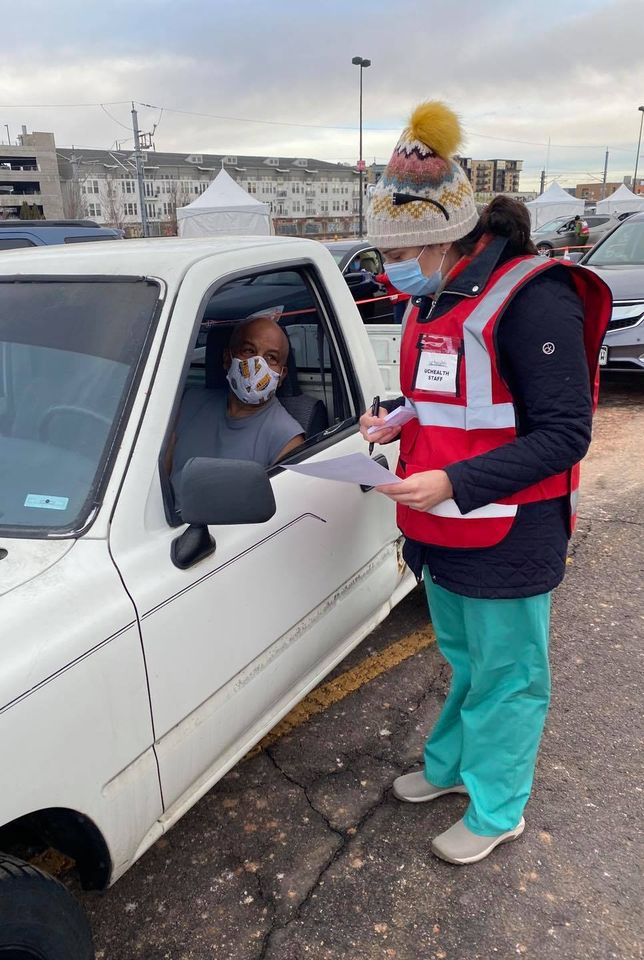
[584,220,644,266]
[0,278,159,535]
[533,217,570,234]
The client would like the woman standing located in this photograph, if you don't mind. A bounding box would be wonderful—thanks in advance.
[362,102,610,865]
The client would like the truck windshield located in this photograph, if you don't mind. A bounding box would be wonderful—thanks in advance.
[0,277,159,536]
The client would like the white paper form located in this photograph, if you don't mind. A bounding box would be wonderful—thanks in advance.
[284,452,401,487]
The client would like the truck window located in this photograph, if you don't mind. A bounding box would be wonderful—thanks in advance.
[165,265,361,513]
[0,277,160,535]
[0,238,36,250]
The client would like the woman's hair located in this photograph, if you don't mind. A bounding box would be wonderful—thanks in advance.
[455,195,537,257]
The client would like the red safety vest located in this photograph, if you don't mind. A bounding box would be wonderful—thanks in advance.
[396,255,611,549]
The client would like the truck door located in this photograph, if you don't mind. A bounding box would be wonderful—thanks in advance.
[109,257,406,811]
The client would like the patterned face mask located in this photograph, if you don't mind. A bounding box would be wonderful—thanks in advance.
[226,355,282,405]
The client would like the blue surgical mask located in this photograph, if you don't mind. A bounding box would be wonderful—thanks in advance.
[387,249,447,297]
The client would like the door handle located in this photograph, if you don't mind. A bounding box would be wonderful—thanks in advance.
[361,453,389,493]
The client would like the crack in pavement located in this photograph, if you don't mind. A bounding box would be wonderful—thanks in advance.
[258,747,405,960]
[577,514,644,527]
[256,664,452,958]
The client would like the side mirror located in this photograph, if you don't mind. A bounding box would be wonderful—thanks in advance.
[172,458,277,569]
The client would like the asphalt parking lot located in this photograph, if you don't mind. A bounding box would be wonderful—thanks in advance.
[68,374,644,960]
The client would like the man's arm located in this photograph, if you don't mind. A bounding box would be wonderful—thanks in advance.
[273,433,305,463]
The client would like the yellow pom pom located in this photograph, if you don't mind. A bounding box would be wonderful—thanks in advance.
[408,101,463,159]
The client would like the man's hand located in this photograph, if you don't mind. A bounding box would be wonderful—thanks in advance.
[359,405,401,445]
[376,470,453,511]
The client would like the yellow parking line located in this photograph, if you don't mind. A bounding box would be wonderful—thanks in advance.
[246,626,435,759]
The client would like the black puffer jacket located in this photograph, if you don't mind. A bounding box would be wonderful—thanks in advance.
[387,239,593,599]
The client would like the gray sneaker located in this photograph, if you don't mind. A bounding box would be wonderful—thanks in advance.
[392,770,468,803]
[431,816,525,865]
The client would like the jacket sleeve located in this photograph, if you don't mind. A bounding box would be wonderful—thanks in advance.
[444,272,593,514]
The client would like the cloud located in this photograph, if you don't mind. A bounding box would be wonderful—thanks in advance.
[0,0,642,189]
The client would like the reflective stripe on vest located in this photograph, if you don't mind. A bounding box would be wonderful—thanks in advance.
[462,258,552,411]
[413,399,516,430]
[428,499,518,520]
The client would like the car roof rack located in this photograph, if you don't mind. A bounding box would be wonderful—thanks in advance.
[0,219,101,228]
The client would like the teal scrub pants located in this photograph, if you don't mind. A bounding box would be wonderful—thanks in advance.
[423,573,552,836]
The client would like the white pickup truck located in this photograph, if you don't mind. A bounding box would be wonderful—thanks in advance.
[0,236,415,958]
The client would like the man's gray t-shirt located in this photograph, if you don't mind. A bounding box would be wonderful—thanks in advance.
[172,388,304,483]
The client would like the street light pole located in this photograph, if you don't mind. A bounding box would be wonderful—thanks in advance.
[633,106,644,195]
[352,55,371,238]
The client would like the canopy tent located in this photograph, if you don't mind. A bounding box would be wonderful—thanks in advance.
[596,183,644,216]
[177,169,273,237]
[525,182,584,230]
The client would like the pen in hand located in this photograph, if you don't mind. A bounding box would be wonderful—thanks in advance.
[368,394,380,456]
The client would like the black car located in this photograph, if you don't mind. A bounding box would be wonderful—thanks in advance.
[324,241,395,323]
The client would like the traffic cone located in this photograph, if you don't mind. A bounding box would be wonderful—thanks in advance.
[563,247,571,260]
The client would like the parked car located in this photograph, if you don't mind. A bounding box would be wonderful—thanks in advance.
[579,210,644,372]
[532,213,623,257]
[0,236,414,957]
[324,240,396,323]
[0,219,123,250]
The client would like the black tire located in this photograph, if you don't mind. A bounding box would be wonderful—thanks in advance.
[0,854,94,960]
[536,243,553,257]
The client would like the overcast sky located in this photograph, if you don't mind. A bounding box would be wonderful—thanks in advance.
[1,0,642,191]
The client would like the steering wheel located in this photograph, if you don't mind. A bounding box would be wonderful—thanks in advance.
[39,405,112,448]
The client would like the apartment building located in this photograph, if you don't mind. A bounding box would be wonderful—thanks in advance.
[56,148,363,237]
[574,180,644,201]
[458,158,523,196]
[0,129,64,220]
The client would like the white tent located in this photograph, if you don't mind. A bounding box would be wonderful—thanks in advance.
[596,183,644,216]
[525,182,584,230]
[177,169,273,237]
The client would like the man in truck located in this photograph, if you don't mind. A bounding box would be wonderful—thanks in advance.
[170,315,305,494]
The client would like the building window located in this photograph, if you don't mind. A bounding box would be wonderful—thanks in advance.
[161,201,173,216]
[145,202,157,219]
[144,181,156,198]
[124,202,138,216]
[121,179,135,194]
[87,203,101,217]
[320,201,328,213]
[83,179,99,195]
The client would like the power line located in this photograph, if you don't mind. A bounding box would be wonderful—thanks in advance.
[99,103,132,132]
[0,97,637,153]
[0,100,131,108]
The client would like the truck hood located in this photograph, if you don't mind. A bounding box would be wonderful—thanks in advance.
[0,537,75,597]
[584,264,644,301]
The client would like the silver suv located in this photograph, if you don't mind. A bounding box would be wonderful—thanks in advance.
[532,214,624,257]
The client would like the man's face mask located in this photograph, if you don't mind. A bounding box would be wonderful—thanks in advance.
[226,355,282,405]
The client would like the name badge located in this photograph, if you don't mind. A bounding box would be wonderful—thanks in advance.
[414,333,461,395]
[415,351,458,394]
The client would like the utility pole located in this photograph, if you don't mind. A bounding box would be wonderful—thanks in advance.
[131,102,149,237]
[600,149,609,200]
[352,56,371,238]
[539,169,545,195]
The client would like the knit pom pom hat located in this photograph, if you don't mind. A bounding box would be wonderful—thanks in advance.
[367,101,478,248]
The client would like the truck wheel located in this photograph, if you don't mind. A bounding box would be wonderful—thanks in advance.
[0,854,94,960]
